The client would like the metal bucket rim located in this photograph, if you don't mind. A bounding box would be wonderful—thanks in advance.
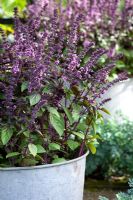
[0,151,89,171]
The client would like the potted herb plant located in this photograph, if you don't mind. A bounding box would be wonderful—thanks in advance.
[0,8,127,200]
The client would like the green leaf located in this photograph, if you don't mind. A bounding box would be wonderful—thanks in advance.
[72,104,80,121]
[49,111,65,136]
[35,155,44,161]
[6,152,20,159]
[97,112,103,119]
[23,131,30,137]
[86,115,93,125]
[82,100,90,107]
[67,140,79,151]
[49,143,61,151]
[37,108,46,117]
[56,0,68,7]
[95,134,102,140]
[100,108,111,115]
[21,81,28,92]
[1,127,13,145]
[29,94,41,106]
[83,55,90,64]
[52,158,66,164]
[88,142,96,154]
[63,107,73,124]
[77,121,88,131]
[0,24,13,33]
[21,158,38,166]
[119,0,125,11]
[36,145,46,153]
[88,134,102,141]
[92,121,97,134]
[48,107,60,117]
[0,0,27,17]
[72,131,85,139]
[42,85,52,94]
[0,93,4,100]
[28,143,37,157]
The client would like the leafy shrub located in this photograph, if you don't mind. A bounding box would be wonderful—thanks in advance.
[0,8,126,167]
[86,116,133,178]
[99,179,133,200]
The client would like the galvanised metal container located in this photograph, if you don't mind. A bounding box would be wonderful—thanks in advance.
[0,152,88,200]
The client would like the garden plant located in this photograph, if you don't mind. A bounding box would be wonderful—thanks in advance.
[0,2,131,200]
[86,116,133,179]
[99,179,133,200]
[0,7,127,167]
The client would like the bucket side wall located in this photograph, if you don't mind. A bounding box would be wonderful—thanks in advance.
[0,156,86,200]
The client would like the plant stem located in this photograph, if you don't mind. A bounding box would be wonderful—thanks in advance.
[64,96,68,142]
[78,127,89,157]
[78,118,93,157]
[72,108,87,131]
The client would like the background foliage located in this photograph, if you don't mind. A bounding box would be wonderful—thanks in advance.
[99,179,133,200]
[86,116,133,178]
[0,0,133,74]
[0,0,27,17]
